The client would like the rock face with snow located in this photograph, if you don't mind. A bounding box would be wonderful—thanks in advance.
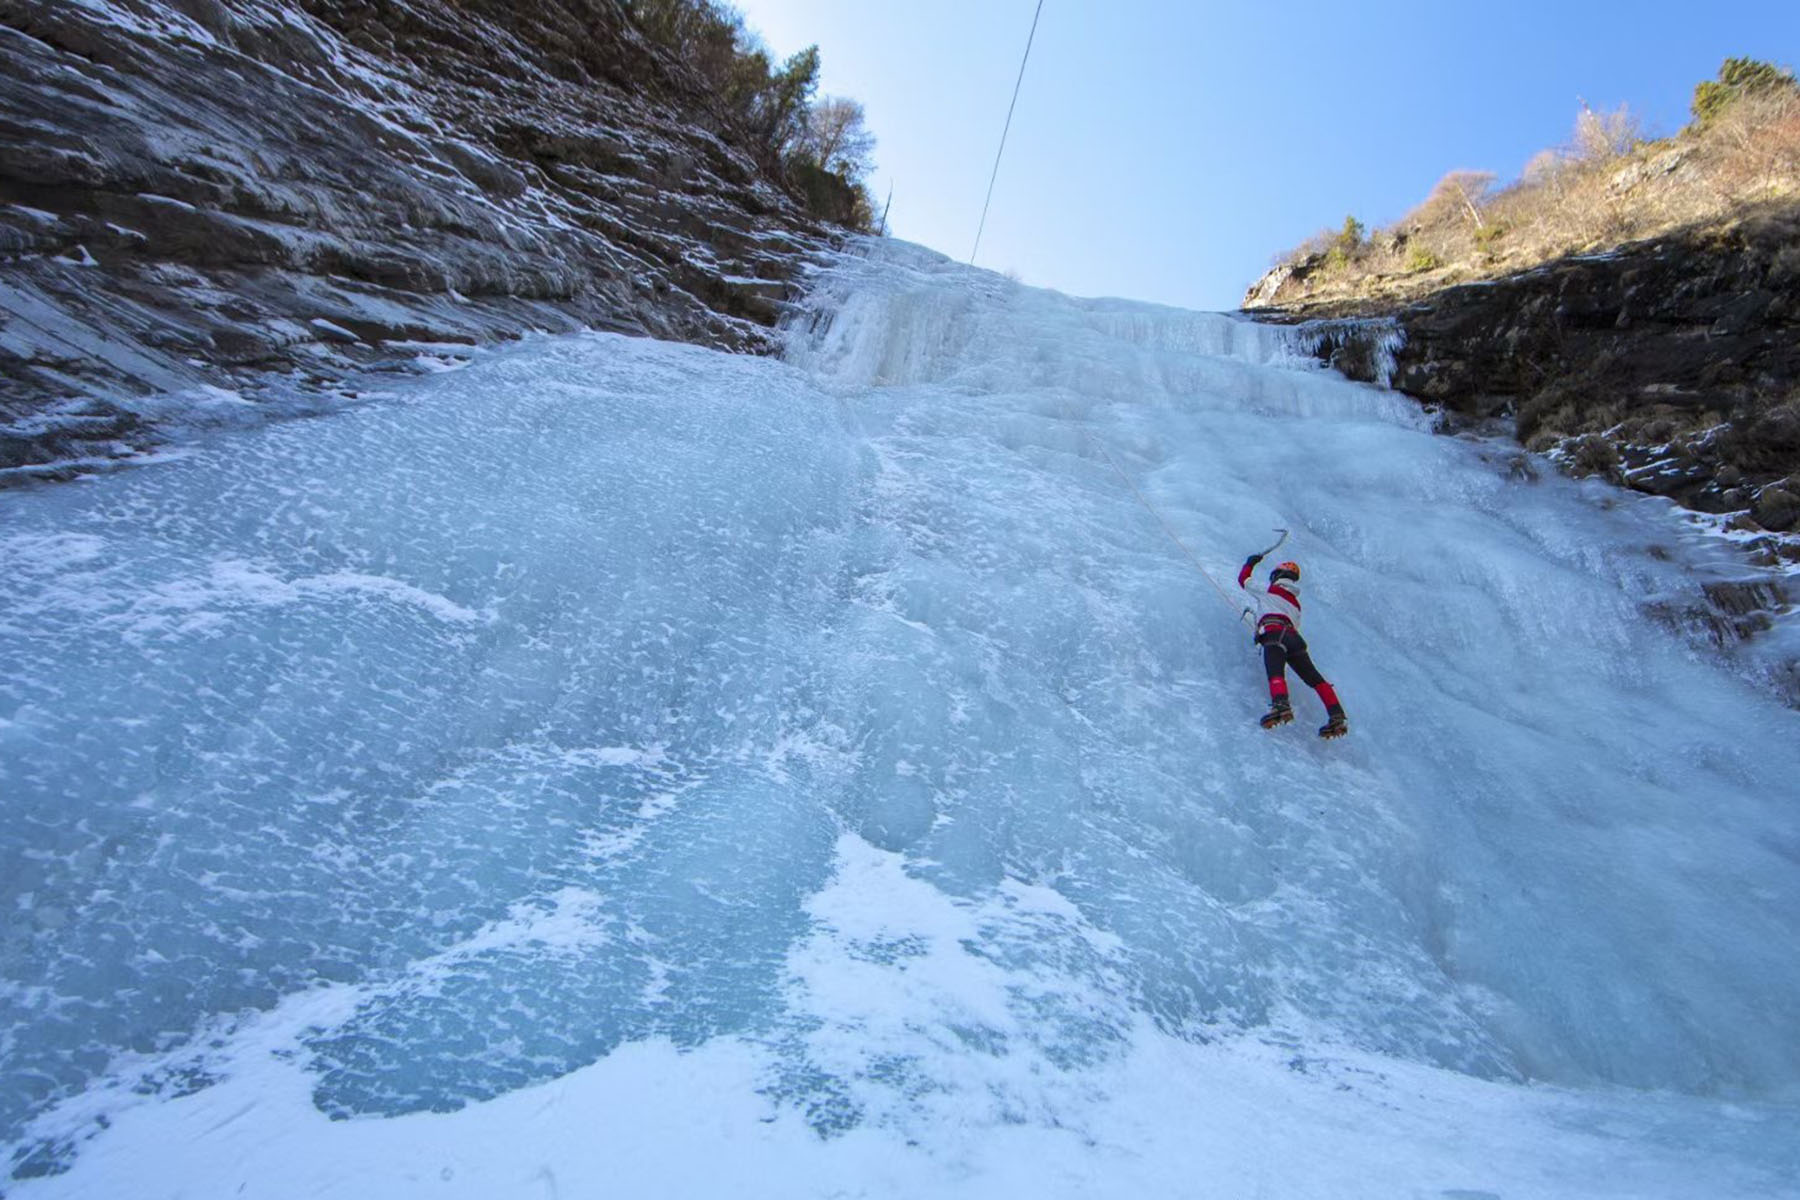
[1245,209,1800,548]
[0,0,831,480]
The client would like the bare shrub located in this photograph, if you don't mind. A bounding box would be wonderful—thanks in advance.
[1293,226,1340,259]
[1572,101,1642,162]
[1407,170,1497,231]
[1260,73,1799,306]
[1704,87,1800,196]
[1285,218,1365,267]
[1521,149,1568,187]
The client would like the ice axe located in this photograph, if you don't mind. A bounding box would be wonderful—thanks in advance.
[1237,528,1290,639]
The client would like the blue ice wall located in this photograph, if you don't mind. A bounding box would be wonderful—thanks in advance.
[3,241,1798,1167]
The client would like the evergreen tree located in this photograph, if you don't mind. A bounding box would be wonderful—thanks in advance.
[1691,57,1798,125]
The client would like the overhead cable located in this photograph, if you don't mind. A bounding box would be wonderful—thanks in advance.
[969,0,1045,265]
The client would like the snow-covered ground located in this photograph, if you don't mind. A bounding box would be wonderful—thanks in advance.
[3,239,1797,1197]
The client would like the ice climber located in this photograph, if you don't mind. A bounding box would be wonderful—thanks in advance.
[1237,553,1348,739]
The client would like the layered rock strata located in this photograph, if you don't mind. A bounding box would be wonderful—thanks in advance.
[1,0,831,481]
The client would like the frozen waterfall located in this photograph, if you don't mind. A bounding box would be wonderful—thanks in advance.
[2,238,1797,1198]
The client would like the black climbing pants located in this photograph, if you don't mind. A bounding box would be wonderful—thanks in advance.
[1257,623,1343,715]
[1258,626,1327,690]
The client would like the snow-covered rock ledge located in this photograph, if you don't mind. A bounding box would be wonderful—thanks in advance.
[0,0,834,481]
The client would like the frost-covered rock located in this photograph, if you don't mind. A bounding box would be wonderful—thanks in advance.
[1753,483,1800,531]
[1607,147,1689,195]
[0,0,835,480]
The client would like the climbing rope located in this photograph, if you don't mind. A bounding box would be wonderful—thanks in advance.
[1085,433,1255,630]
[969,0,1045,265]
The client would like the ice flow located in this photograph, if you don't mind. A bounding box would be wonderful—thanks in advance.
[2,238,1797,1192]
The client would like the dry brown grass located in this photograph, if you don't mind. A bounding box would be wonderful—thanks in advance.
[1268,90,1800,304]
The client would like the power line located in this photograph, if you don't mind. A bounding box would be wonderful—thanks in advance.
[969,0,1044,265]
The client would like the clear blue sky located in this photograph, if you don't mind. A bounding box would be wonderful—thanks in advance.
[732,0,1796,310]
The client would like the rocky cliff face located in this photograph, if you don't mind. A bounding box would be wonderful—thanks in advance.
[1,0,832,481]
[1247,208,1800,547]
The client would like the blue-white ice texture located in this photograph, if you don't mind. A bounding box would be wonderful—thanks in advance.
[2,239,1798,1177]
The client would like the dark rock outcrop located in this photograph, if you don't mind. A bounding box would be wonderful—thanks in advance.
[1,0,834,481]
[1247,208,1800,539]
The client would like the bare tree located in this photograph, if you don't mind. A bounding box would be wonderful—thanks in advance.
[803,96,876,179]
[1521,149,1566,187]
[1572,101,1641,162]
[1411,169,1497,231]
